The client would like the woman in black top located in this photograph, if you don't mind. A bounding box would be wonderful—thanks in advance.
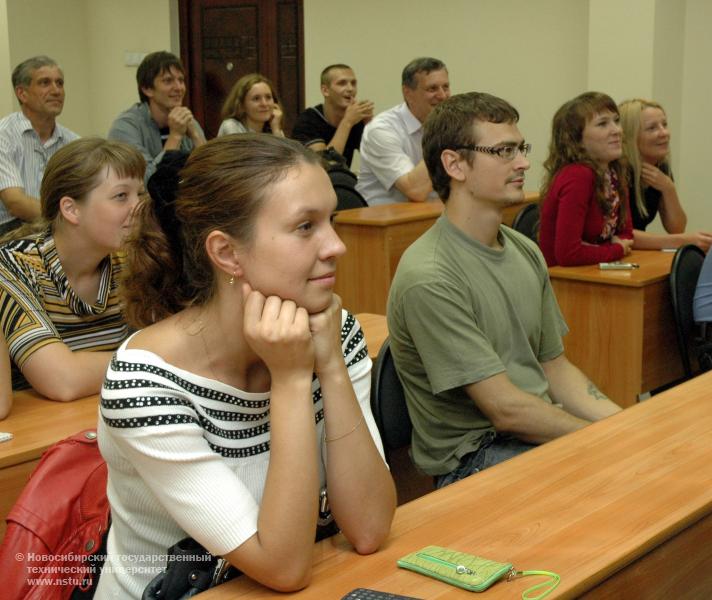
[619,98,711,250]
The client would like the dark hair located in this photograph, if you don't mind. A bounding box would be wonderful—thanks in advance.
[402,57,447,89]
[123,134,321,328]
[137,51,185,103]
[541,91,628,221]
[320,64,352,86]
[422,92,520,201]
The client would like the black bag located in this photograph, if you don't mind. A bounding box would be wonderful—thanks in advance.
[141,537,240,600]
[142,488,338,599]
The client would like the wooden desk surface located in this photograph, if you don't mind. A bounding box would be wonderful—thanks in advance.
[200,372,712,599]
[356,313,388,360]
[335,192,539,227]
[548,249,673,287]
[0,390,99,469]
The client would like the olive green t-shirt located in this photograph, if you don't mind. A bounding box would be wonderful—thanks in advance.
[387,215,568,476]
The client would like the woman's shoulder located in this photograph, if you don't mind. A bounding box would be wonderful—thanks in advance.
[218,118,247,136]
[557,163,596,181]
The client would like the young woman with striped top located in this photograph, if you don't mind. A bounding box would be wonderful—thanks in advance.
[96,134,396,598]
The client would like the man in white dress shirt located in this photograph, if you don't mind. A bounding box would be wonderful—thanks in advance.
[0,56,78,234]
[356,57,450,205]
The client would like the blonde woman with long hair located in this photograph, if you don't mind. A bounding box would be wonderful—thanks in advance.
[619,98,711,250]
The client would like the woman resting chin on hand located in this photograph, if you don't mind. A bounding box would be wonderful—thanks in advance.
[96,135,396,599]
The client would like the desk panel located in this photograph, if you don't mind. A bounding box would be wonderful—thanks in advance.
[549,250,681,406]
[335,195,538,314]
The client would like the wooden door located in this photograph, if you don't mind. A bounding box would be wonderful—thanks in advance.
[179,0,304,139]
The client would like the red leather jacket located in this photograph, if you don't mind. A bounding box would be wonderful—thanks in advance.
[0,430,109,599]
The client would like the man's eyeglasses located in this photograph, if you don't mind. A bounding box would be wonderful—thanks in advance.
[453,142,532,162]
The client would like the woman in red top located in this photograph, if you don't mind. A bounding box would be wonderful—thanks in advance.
[539,92,634,266]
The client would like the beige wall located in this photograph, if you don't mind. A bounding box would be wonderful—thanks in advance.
[6,0,90,134]
[679,0,712,231]
[5,0,173,136]
[304,0,589,189]
[0,0,710,228]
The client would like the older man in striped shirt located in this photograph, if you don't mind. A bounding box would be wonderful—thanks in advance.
[0,56,78,235]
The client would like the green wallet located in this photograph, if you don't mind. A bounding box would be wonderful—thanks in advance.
[397,545,513,592]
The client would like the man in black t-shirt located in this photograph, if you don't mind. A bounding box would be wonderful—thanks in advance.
[292,64,373,167]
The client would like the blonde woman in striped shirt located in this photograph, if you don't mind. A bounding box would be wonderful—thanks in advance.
[0,137,145,400]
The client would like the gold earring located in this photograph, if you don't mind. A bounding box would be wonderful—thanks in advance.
[228,272,235,285]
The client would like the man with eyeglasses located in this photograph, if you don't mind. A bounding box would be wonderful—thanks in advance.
[356,57,450,205]
[387,92,620,488]
[109,51,205,184]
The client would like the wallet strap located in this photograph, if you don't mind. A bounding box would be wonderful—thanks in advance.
[510,569,561,600]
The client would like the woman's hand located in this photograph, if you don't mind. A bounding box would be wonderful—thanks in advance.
[308,295,344,375]
[684,231,712,253]
[270,104,284,137]
[242,283,314,381]
[612,235,633,256]
[641,163,675,194]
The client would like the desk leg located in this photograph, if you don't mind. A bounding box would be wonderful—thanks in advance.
[552,280,643,408]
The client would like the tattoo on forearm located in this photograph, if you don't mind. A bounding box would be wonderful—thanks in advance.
[587,381,609,401]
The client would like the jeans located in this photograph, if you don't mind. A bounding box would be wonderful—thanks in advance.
[435,432,537,489]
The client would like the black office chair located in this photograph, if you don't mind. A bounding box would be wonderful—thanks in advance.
[333,183,368,211]
[370,337,433,504]
[511,203,540,243]
[669,244,706,379]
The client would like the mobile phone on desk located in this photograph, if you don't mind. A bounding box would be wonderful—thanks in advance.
[341,589,423,600]
[599,261,639,270]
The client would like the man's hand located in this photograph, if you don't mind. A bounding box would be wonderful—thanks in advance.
[344,99,374,127]
[167,106,194,137]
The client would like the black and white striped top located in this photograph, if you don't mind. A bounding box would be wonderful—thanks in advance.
[96,310,383,600]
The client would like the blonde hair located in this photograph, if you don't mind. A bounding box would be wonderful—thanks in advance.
[619,98,669,220]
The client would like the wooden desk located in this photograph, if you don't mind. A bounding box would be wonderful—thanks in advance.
[0,391,99,539]
[334,193,539,314]
[356,313,388,360]
[200,372,712,599]
[549,249,681,407]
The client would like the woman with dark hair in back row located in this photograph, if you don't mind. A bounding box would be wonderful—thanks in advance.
[96,134,395,598]
[539,91,634,266]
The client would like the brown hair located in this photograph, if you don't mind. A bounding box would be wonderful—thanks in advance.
[1,138,145,243]
[422,92,520,201]
[41,137,146,225]
[220,73,279,130]
[541,91,628,221]
[122,134,321,328]
[619,98,669,221]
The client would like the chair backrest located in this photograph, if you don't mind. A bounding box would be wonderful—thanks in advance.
[370,337,411,452]
[333,183,368,211]
[511,203,540,242]
[670,244,706,378]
